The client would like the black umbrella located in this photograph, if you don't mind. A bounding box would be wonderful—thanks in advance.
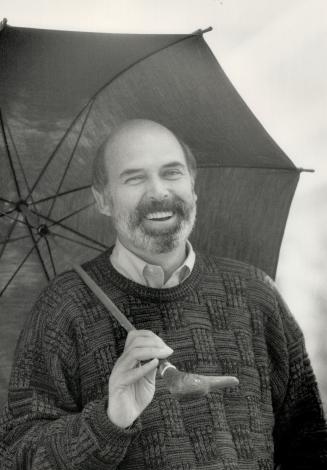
[0,21,305,404]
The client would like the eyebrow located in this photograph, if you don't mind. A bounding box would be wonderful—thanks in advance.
[119,168,144,179]
[161,162,186,169]
[119,161,186,179]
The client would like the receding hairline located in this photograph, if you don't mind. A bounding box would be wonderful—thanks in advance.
[103,119,182,156]
[92,120,197,192]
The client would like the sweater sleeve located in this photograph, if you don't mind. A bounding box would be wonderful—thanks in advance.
[0,281,141,469]
[264,276,327,470]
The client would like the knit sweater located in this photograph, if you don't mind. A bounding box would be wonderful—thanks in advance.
[0,251,326,469]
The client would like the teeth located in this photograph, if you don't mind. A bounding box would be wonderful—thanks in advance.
[146,211,173,220]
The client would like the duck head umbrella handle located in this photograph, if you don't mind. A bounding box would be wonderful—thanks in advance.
[53,237,239,398]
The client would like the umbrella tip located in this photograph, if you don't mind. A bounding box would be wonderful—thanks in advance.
[298,167,315,173]
[202,26,213,34]
[0,18,8,32]
[192,26,213,36]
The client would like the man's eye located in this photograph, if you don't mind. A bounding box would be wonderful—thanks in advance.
[164,170,183,179]
[125,176,144,184]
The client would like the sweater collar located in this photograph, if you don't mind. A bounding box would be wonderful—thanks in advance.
[86,247,204,302]
[110,239,195,288]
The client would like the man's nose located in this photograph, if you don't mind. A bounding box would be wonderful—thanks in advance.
[147,177,169,200]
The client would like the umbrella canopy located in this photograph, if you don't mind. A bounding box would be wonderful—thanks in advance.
[0,22,300,404]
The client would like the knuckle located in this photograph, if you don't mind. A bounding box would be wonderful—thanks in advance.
[126,330,137,341]
[140,329,156,337]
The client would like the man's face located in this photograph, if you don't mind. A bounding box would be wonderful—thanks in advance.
[100,127,197,254]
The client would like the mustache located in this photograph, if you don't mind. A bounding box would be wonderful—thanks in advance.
[135,196,188,222]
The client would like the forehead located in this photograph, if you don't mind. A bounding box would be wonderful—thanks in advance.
[104,127,187,179]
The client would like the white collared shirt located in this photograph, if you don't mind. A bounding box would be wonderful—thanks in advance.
[110,239,196,288]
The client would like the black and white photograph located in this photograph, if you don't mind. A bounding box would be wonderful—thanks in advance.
[0,1,326,468]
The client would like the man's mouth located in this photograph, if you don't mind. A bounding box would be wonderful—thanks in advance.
[145,211,174,221]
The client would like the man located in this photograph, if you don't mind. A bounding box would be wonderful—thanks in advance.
[0,119,326,469]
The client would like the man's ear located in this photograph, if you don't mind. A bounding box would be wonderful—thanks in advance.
[91,187,112,216]
[191,180,198,202]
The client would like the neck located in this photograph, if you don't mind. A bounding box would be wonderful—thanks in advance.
[117,237,187,281]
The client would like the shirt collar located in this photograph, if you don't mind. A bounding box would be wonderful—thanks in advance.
[110,239,195,288]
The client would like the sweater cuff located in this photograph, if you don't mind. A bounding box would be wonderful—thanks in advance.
[85,398,141,460]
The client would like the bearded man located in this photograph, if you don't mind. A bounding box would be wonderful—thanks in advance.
[0,120,326,469]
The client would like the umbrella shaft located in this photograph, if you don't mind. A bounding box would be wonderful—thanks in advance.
[73,263,135,332]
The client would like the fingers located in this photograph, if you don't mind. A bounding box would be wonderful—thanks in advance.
[119,344,173,370]
[124,358,159,386]
[109,356,159,388]
[124,329,168,349]
[124,334,171,354]
[110,330,173,387]
[122,330,173,367]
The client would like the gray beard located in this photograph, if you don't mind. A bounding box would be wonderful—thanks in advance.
[112,202,197,254]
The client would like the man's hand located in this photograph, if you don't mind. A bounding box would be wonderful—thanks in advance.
[107,329,173,429]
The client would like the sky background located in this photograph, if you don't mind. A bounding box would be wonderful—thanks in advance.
[1,0,327,404]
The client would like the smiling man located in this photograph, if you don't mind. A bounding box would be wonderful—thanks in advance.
[92,120,197,284]
[0,119,326,470]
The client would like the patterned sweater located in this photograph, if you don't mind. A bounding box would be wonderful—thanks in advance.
[0,251,326,469]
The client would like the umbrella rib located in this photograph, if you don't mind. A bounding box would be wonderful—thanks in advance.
[0,234,30,245]
[29,209,108,249]
[49,202,95,226]
[0,214,18,260]
[51,231,104,252]
[25,222,51,281]
[196,163,301,171]
[47,102,95,219]
[89,32,204,103]
[0,241,40,297]
[0,109,21,199]
[26,101,93,200]
[44,236,56,277]
[0,209,28,226]
[4,115,39,209]
[0,208,16,218]
[0,197,15,205]
[31,186,91,205]
[26,31,201,201]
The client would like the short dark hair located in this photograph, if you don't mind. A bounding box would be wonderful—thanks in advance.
[92,140,109,193]
[92,135,197,193]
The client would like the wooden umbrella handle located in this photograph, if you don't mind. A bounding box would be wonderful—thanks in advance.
[49,235,134,332]
[72,261,175,376]
[51,236,174,373]
[73,262,135,333]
